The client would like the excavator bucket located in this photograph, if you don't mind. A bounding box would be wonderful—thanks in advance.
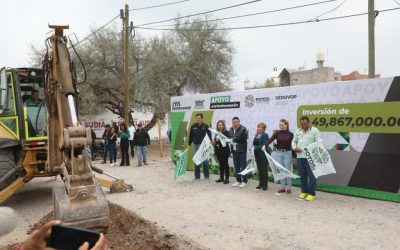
[53,183,110,232]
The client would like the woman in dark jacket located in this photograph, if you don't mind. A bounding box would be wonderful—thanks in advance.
[107,126,117,167]
[264,119,294,194]
[214,120,231,184]
[253,122,269,190]
[118,123,130,166]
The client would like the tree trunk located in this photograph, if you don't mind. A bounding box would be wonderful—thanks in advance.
[144,112,165,131]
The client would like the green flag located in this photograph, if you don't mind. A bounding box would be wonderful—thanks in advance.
[174,148,189,180]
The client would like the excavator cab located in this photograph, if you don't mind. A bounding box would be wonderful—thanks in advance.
[0,67,47,142]
[0,67,49,195]
[18,69,48,140]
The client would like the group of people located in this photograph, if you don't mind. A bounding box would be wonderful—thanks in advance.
[100,121,151,167]
[189,113,321,201]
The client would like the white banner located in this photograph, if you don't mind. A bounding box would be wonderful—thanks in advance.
[303,140,336,178]
[209,128,229,147]
[239,158,257,175]
[264,150,299,182]
[192,135,214,165]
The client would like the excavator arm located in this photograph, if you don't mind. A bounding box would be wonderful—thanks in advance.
[45,25,109,231]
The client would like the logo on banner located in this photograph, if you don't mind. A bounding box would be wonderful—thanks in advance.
[273,94,298,106]
[275,94,297,100]
[255,97,271,104]
[172,101,191,111]
[210,95,231,103]
[194,100,205,109]
[210,95,240,109]
[244,95,255,108]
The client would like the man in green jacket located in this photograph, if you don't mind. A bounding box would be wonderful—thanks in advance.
[292,116,321,201]
[24,90,41,106]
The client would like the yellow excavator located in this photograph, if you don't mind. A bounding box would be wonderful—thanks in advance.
[0,25,132,231]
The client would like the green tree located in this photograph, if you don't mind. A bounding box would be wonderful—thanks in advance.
[244,78,277,90]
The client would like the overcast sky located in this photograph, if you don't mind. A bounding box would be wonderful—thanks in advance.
[1,0,399,90]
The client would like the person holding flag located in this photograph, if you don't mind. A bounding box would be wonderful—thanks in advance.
[189,113,212,180]
[264,119,294,194]
[292,116,321,201]
[229,116,249,188]
[253,122,270,191]
[213,120,231,184]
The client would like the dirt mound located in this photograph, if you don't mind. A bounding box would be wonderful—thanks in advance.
[5,202,203,250]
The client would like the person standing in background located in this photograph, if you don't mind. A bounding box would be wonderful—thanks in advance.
[90,127,97,160]
[213,120,231,184]
[101,124,110,164]
[112,122,119,163]
[128,121,136,158]
[118,123,130,166]
[108,126,117,167]
[113,121,119,134]
[134,123,151,166]
[253,122,269,191]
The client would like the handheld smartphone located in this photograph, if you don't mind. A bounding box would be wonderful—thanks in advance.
[49,224,100,250]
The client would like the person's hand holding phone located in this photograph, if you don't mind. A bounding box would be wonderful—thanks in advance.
[19,220,108,250]
[78,233,107,250]
[20,220,60,250]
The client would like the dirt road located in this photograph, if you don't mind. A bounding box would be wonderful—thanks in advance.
[1,145,399,249]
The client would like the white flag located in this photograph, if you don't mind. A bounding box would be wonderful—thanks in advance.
[193,135,214,165]
[209,128,229,147]
[264,150,299,183]
[303,140,336,178]
[239,158,257,175]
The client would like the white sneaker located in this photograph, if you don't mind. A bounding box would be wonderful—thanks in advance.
[232,182,240,187]
[239,182,247,188]
[110,163,114,167]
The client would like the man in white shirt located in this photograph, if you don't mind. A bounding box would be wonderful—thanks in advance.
[128,121,136,158]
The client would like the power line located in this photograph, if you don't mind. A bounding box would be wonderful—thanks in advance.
[129,0,190,11]
[308,0,347,21]
[136,0,264,27]
[133,7,400,31]
[393,0,400,6]
[69,1,191,47]
[144,0,338,28]
[72,14,120,47]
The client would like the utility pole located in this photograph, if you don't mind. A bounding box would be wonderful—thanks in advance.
[123,4,130,122]
[368,0,375,78]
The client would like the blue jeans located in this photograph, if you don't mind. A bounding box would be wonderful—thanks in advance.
[137,146,148,166]
[192,144,209,179]
[233,152,247,183]
[297,158,316,195]
[107,142,116,163]
[272,151,293,188]
[112,143,117,162]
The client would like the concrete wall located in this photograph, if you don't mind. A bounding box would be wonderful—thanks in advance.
[290,67,335,85]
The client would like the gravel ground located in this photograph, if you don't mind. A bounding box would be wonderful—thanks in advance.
[1,145,400,249]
